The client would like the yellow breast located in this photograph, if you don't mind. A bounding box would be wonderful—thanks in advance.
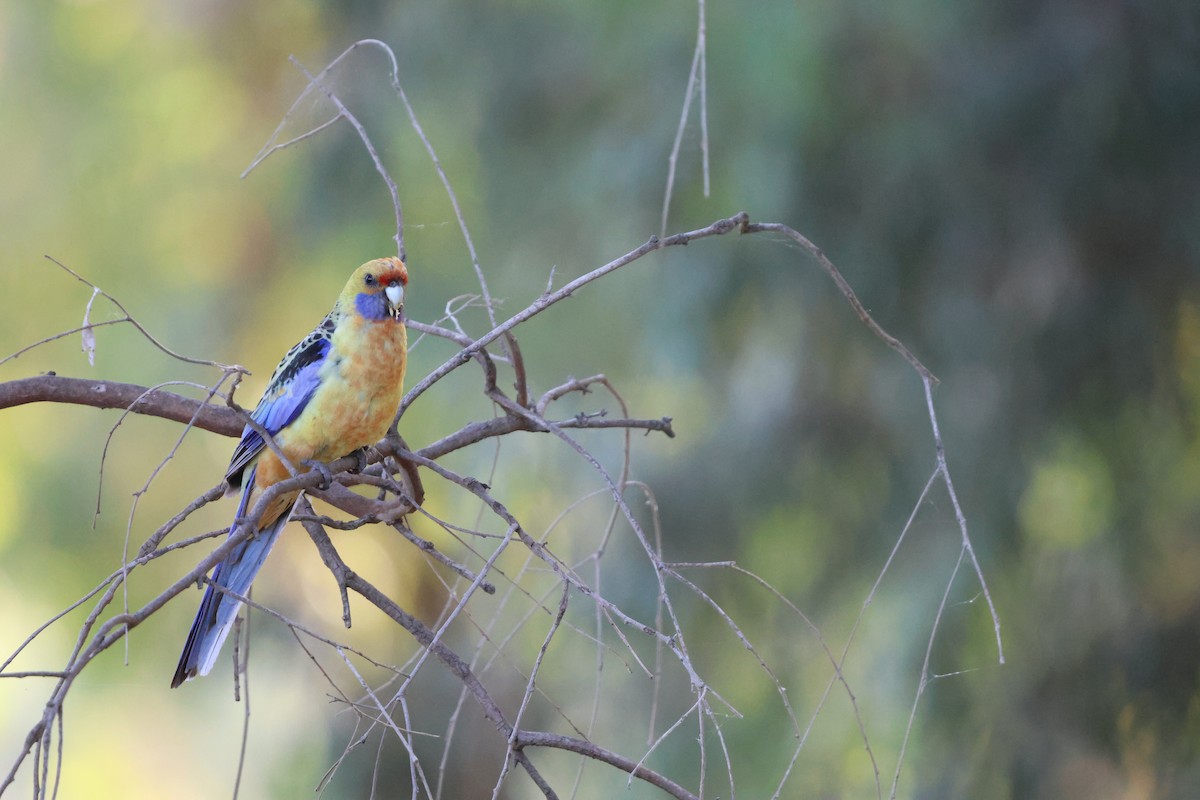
[276,315,407,466]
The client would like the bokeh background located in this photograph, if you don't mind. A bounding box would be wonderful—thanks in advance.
[2,1,1199,798]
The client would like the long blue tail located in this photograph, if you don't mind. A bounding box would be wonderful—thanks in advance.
[171,465,291,687]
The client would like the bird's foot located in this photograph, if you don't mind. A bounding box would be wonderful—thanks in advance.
[302,459,334,490]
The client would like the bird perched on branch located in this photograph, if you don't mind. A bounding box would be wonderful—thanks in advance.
[171,257,409,688]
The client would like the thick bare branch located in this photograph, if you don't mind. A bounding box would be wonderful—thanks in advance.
[0,375,673,455]
[0,375,242,436]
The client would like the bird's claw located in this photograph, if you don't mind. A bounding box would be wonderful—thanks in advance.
[346,446,372,474]
[302,459,334,490]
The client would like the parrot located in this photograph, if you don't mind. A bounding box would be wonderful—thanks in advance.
[171,257,409,688]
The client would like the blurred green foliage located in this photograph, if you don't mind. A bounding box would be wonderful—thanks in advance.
[2,0,1199,798]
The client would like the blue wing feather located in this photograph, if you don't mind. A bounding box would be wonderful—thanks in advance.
[225,319,334,486]
[172,313,338,687]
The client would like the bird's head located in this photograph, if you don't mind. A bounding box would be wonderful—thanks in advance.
[344,257,408,322]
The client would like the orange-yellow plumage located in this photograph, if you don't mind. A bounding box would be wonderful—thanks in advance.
[172,256,409,687]
[249,258,409,525]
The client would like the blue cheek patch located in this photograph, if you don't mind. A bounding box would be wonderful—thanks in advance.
[355,291,389,320]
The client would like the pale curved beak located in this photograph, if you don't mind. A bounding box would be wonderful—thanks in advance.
[385,284,405,320]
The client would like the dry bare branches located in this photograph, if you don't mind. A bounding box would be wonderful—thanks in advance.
[0,209,999,799]
[1,35,1001,800]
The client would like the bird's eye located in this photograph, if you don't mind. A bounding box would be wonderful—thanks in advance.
[364,274,377,287]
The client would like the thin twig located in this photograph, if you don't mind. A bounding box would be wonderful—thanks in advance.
[288,56,405,258]
[400,213,750,416]
[890,547,966,799]
[660,0,711,235]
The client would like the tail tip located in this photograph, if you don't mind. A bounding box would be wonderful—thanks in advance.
[170,662,195,689]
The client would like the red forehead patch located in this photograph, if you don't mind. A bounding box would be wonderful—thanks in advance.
[376,257,408,285]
